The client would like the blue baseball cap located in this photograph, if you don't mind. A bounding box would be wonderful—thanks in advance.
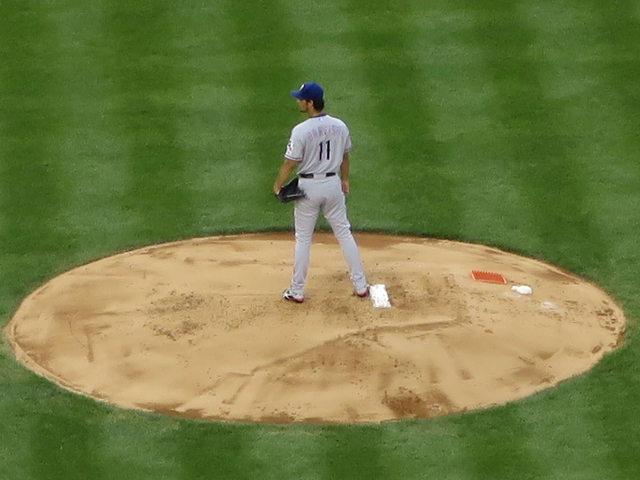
[291,82,324,102]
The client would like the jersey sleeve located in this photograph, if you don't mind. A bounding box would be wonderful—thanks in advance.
[344,126,353,153]
[284,128,304,161]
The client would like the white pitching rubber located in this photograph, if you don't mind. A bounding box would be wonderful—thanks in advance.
[370,284,391,308]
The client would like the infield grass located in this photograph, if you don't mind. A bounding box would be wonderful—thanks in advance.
[1,0,640,478]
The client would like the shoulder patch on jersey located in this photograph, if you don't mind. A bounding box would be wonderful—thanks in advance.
[286,140,293,155]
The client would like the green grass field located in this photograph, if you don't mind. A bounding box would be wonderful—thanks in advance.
[1,0,639,478]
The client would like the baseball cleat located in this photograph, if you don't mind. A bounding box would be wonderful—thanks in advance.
[356,285,370,298]
[282,289,304,303]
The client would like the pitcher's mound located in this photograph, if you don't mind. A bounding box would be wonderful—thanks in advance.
[5,233,625,423]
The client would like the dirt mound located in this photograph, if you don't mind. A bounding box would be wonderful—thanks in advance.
[5,233,625,423]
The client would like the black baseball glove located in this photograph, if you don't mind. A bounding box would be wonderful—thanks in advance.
[275,178,306,203]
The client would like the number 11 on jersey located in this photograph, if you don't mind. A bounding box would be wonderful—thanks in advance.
[319,140,331,161]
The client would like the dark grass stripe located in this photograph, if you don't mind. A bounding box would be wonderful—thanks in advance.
[320,425,390,480]
[584,348,640,478]
[0,371,39,478]
[512,0,640,308]
[220,0,299,160]
[444,4,615,475]
[574,4,640,476]
[455,404,545,479]
[579,0,640,308]
[101,1,198,244]
[0,1,77,307]
[277,1,400,232]
[495,383,613,480]
[269,1,381,233]
[514,0,640,341]
[134,1,304,234]
[170,421,259,480]
[587,0,640,122]
[29,404,107,479]
[395,8,542,249]
[0,372,109,480]
[216,0,304,229]
[341,1,464,237]
[514,9,640,475]
[458,0,610,277]
[96,412,184,480]
[364,420,462,479]
[246,425,326,479]
[42,3,142,260]
[382,415,550,479]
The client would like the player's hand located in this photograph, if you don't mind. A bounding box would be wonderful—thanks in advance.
[341,179,350,194]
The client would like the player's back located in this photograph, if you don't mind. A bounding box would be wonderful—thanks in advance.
[291,114,352,175]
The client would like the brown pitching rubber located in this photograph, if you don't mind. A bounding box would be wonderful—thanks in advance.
[470,270,507,284]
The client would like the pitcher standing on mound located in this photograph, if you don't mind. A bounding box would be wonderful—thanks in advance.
[273,82,369,303]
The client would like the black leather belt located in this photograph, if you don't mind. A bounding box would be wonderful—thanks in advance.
[299,172,336,179]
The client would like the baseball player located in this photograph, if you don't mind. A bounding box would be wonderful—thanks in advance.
[273,82,369,303]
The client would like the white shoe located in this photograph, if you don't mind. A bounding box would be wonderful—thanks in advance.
[282,289,304,303]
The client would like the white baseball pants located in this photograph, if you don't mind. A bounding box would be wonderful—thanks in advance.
[289,176,367,296]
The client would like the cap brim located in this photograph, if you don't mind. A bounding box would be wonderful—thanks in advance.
[290,90,305,100]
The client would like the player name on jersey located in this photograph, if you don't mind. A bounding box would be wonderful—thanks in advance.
[304,124,346,141]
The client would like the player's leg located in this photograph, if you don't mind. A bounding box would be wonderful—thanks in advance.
[290,182,321,296]
[322,178,368,294]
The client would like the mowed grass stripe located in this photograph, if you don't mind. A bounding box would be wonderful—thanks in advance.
[96,412,188,480]
[367,419,468,480]
[0,1,77,301]
[585,348,640,478]
[281,1,387,229]
[167,421,260,480]
[219,0,299,170]
[161,2,273,234]
[520,0,640,289]
[341,1,464,236]
[572,1,640,311]
[456,2,635,478]
[448,1,603,476]
[499,384,614,480]
[553,3,640,476]
[2,4,193,478]
[400,4,541,249]
[247,426,326,480]
[455,404,546,479]
[173,0,301,234]
[515,8,640,475]
[272,5,400,477]
[320,425,390,480]
[156,2,329,476]
[1,353,112,478]
[27,394,109,480]
[0,374,57,478]
[44,2,142,260]
[101,0,198,244]
[459,0,610,277]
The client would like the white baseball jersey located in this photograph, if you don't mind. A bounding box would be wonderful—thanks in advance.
[281,112,367,297]
[284,114,352,175]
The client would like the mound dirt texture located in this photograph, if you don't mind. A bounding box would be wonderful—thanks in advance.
[5,233,625,423]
